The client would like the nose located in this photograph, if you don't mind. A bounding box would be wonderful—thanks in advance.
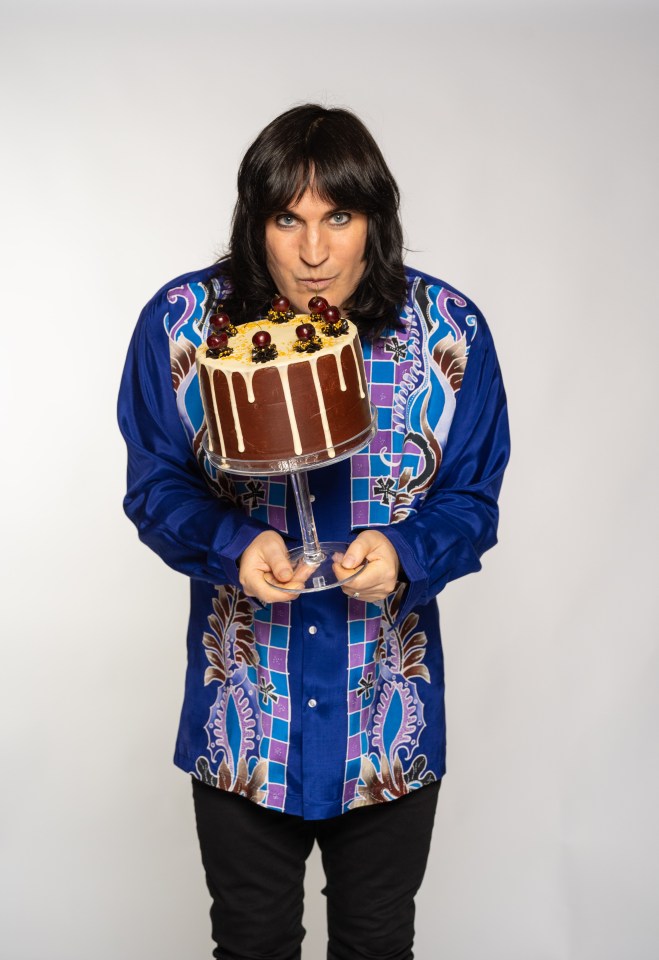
[299,224,329,268]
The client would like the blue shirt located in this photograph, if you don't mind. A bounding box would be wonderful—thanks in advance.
[118,264,510,819]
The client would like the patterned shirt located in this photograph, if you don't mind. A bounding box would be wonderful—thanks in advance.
[118,264,510,819]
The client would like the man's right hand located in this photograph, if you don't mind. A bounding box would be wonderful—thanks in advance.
[239,530,305,604]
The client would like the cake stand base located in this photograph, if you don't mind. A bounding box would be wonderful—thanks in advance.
[263,542,367,594]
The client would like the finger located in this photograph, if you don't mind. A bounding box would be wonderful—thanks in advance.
[331,562,396,600]
[338,538,368,571]
[290,559,322,586]
[340,586,387,604]
[262,547,294,583]
[331,559,381,591]
[260,587,301,603]
[332,559,367,584]
[247,578,302,605]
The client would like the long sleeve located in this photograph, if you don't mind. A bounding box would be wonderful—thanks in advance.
[117,293,271,586]
[383,314,510,621]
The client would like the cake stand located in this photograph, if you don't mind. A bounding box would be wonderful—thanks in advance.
[202,407,377,594]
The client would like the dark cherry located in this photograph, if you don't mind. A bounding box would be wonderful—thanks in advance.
[210,311,231,331]
[295,323,315,341]
[252,330,272,348]
[323,305,341,323]
[207,333,226,349]
[308,296,328,313]
[271,295,290,312]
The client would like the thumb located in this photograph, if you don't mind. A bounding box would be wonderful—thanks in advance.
[264,542,294,582]
[340,536,368,570]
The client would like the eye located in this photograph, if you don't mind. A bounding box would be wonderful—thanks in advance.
[330,211,351,226]
[274,213,297,228]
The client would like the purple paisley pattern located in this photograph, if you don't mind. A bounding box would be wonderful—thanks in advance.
[205,684,258,770]
[345,585,436,809]
[167,284,201,339]
[369,678,421,762]
[195,585,289,809]
[435,287,467,340]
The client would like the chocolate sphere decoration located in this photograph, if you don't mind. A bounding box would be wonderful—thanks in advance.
[295,323,315,341]
[252,330,272,348]
[308,296,329,313]
[271,295,290,313]
[210,311,231,331]
[323,305,341,324]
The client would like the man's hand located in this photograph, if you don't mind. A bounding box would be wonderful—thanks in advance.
[239,531,306,604]
[333,530,400,603]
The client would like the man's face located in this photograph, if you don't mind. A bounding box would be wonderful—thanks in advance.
[264,189,368,314]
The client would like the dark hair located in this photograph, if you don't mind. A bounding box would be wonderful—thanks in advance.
[218,104,407,341]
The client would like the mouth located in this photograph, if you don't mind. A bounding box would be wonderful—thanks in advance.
[297,277,336,290]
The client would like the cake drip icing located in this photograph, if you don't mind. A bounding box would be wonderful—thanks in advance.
[197,314,370,463]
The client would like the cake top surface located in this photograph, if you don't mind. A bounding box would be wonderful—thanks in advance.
[197,316,358,372]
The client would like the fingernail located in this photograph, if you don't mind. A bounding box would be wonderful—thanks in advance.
[342,554,356,569]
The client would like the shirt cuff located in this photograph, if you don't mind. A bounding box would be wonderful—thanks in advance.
[381,524,430,623]
[210,516,271,588]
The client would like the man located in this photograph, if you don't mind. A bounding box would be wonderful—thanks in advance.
[118,104,510,960]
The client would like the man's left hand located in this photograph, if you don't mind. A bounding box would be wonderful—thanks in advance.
[333,530,400,603]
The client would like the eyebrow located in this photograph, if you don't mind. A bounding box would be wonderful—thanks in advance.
[275,204,348,218]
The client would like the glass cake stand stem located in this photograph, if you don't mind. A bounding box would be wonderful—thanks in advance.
[289,470,324,565]
[264,470,367,594]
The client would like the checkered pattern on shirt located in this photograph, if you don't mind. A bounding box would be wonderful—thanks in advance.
[351,331,411,528]
[253,601,292,812]
[342,599,382,810]
[233,475,288,534]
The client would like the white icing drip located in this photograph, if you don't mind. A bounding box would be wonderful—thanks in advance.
[223,369,244,452]
[310,356,335,458]
[210,370,227,458]
[278,366,302,455]
[348,340,366,399]
[243,369,255,403]
[334,351,346,391]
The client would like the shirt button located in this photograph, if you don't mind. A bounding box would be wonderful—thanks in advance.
[308,698,317,708]
[309,495,315,502]
[308,625,317,635]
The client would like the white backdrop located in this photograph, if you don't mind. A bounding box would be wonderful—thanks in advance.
[2,1,658,958]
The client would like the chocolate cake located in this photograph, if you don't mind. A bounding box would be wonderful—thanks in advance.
[196,301,371,465]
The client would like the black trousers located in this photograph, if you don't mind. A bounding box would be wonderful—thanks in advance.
[192,778,441,960]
